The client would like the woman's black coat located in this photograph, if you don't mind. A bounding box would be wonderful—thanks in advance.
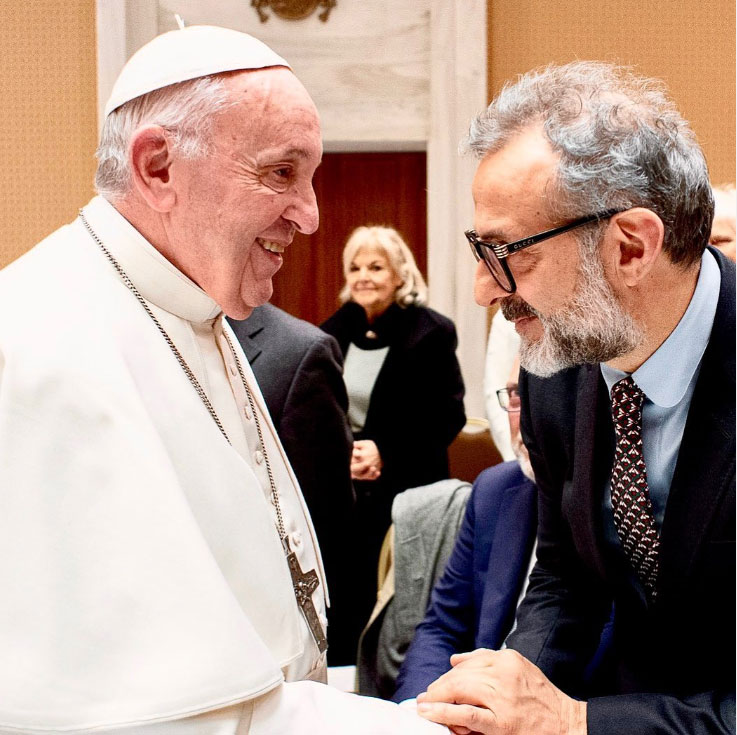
[321,301,466,509]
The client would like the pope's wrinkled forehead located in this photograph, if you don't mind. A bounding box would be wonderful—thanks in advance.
[104,25,291,117]
[200,67,322,181]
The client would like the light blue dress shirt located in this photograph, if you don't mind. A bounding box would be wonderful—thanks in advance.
[600,249,720,577]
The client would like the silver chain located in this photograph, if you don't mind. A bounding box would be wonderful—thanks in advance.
[78,209,287,540]
[222,329,286,539]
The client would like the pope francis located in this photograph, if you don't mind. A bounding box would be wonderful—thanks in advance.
[0,25,446,735]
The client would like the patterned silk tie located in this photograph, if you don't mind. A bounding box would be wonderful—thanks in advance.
[609,376,660,599]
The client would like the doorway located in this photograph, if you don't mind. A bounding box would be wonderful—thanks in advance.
[270,151,427,326]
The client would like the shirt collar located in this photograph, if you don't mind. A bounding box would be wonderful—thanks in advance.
[80,196,222,324]
[601,248,720,406]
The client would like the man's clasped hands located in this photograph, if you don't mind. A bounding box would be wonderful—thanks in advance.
[415,648,587,735]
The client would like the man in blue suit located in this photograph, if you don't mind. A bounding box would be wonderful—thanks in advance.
[393,356,537,702]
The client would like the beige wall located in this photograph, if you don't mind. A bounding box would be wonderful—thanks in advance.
[487,0,736,184]
[0,1,97,269]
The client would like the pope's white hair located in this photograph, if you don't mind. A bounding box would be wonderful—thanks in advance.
[95,75,232,201]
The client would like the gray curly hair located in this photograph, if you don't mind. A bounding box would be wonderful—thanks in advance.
[463,61,713,267]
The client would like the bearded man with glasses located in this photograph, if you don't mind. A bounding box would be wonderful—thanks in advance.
[416,61,735,735]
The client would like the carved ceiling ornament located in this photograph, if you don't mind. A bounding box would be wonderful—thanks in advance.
[251,0,337,22]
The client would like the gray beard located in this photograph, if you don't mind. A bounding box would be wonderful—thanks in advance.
[501,244,644,378]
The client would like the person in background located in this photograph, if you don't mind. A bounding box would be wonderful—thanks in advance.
[227,303,356,664]
[321,225,466,655]
[710,183,736,261]
[0,25,447,734]
[394,354,537,703]
[417,61,734,735]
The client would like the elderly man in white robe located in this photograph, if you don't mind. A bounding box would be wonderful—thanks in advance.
[0,25,446,735]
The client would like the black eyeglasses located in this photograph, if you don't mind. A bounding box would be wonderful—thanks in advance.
[465,209,622,293]
[497,386,521,413]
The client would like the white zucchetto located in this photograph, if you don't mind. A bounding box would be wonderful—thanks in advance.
[104,25,290,117]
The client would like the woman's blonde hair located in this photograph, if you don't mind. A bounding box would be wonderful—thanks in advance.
[338,226,428,306]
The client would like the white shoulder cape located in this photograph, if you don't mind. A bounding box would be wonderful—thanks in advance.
[0,215,309,731]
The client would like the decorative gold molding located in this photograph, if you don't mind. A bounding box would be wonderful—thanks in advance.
[251,0,337,23]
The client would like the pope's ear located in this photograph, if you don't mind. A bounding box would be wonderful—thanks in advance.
[608,208,664,287]
[128,125,177,212]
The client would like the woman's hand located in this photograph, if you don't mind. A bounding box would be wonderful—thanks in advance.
[351,440,383,481]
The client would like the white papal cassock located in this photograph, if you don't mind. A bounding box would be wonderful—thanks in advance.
[0,197,445,734]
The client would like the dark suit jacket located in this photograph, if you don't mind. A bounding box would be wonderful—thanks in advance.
[508,250,735,735]
[393,461,537,702]
[321,302,466,509]
[227,304,355,657]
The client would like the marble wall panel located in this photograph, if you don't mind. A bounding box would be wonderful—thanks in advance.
[145,0,431,147]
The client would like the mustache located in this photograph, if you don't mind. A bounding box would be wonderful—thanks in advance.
[501,295,539,321]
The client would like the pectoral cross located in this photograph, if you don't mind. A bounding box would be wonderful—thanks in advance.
[284,537,328,653]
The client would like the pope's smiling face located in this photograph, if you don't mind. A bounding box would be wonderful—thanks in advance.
[168,68,322,319]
